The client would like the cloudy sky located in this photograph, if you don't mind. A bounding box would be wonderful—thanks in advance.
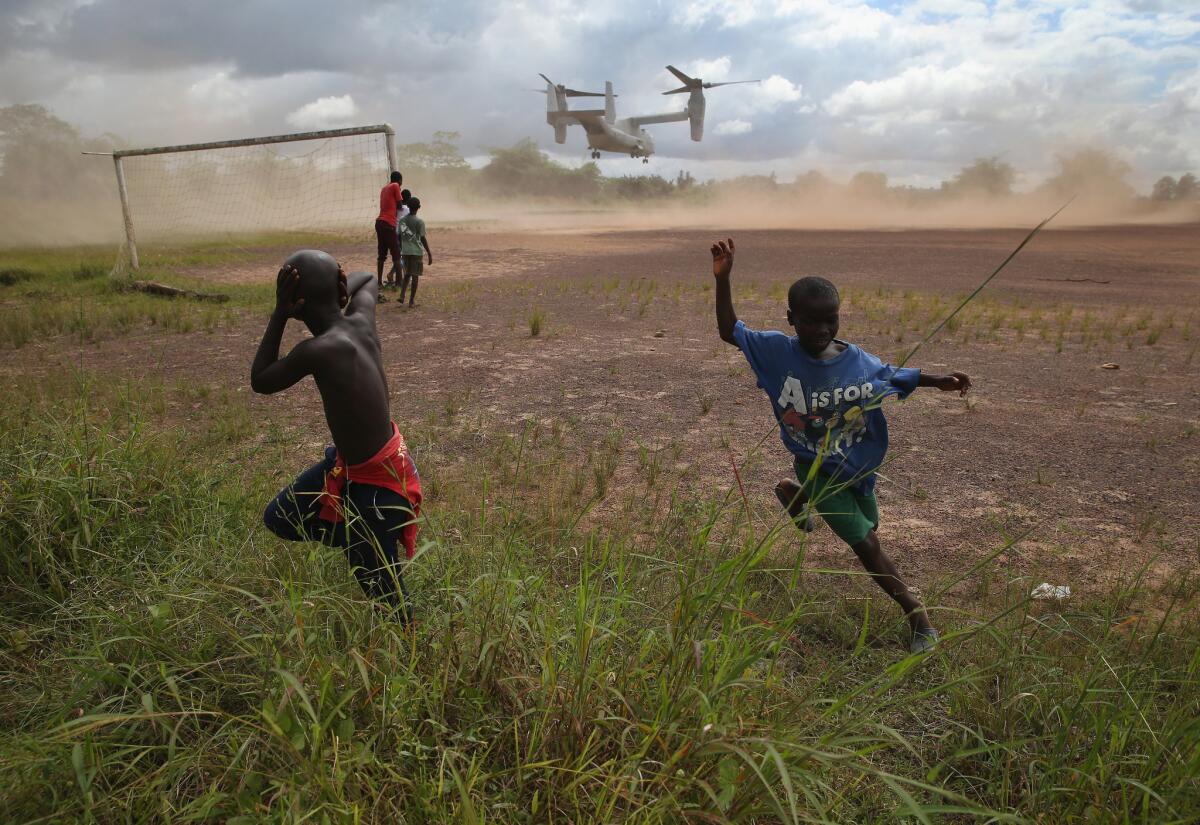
[2,0,1197,187]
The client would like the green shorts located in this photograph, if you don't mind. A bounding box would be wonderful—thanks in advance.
[793,458,879,547]
[402,255,423,277]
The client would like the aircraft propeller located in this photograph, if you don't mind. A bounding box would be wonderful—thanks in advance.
[539,73,609,98]
[662,64,759,94]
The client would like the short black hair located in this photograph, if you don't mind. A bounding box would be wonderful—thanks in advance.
[407,197,421,212]
[787,276,839,311]
[390,170,403,184]
[401,188,411,200]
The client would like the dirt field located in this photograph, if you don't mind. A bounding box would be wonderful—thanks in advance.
[28,223,1200,603]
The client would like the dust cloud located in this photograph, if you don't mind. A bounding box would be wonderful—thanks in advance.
[1,104,1196,248]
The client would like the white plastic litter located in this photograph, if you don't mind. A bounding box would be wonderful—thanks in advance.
[1031,583,1071,600]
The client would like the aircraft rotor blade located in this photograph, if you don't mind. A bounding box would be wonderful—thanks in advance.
[563,88,607,98]
[662,85,692,95]
[539,73,557,86]
[665,64,696,85]
[703,79,760,89]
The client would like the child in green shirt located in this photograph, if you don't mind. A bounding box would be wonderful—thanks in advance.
[398,197,432,308]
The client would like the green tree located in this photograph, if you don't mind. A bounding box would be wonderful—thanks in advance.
[1151,176,1177,201]
[608,174,675,200]
[479,139,601,199]
[1041,149,1134,201]
[849,171,889,199]
[1175,173,1197,200]
[397,131,469,172]
[942,157,1016,197]
[0,104,120,197]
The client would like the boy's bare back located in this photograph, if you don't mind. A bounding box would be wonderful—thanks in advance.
[250,250,393,465]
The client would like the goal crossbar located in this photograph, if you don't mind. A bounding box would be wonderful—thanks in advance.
[111,124,396,269]
[114,123,395,159]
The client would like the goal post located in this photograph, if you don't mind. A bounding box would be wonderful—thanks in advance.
[111,123,397,270]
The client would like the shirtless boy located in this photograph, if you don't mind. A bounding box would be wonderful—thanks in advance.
[252,250,421,619]
[711,239,970,653]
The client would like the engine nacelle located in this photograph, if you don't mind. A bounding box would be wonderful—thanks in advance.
[554,123,567,144]
[688,92,705,142]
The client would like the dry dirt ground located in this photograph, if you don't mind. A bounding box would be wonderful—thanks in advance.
[27,223,1200,606]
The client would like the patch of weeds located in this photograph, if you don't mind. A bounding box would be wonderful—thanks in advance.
[0,267,37,286]
[528,306,544,338]
[72,263,108,281]
[591,428,622,498]
[636,441,662,488]
[1135,509,1166,543]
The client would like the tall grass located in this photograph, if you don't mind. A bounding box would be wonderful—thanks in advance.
[2,374,1198,822]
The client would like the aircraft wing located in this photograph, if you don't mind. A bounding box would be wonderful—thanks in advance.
[627,111,689,129]
[550,109,607,134]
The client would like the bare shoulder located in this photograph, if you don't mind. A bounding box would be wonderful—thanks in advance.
[305,326,358,367]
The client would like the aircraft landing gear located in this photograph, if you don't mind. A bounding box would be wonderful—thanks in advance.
[642,157,649,164]
[590,150,601,159]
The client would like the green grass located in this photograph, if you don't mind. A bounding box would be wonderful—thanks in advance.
[1,372,1199,823]
[0,244,277,349]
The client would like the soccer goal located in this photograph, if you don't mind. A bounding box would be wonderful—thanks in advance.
[109,124,396,269]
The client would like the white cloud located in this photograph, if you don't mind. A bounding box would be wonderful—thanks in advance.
[675,0,765,28]
[748,74,802,112]
[285,95,359,130]
[824,63,999,118]
[187,71,248,113]
[681,56,732,83]
[715,119,753,135]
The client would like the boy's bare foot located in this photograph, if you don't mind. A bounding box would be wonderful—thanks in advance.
[774,478,815,532]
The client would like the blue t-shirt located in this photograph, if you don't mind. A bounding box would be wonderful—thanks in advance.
[733,320,920,493]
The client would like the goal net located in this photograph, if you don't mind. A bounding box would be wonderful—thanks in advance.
[113,124,394,271]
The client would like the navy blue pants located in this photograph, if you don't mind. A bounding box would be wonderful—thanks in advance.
[263,447,413,620]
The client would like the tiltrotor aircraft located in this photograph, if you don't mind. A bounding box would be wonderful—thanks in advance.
[538,65,759,162]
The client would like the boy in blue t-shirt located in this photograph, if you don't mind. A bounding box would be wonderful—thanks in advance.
[710,238,971,653]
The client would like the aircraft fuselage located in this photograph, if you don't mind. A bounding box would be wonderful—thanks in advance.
[585,120,656,157]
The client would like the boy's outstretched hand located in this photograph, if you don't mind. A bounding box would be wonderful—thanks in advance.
[274,263,305,319]
[931,372,972,396]
[711,238,735,279]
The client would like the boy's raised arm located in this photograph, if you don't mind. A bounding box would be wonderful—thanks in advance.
[344,268,380,317]
[711,238,738,345]
[345,269,374,297]
[251,264,315,394]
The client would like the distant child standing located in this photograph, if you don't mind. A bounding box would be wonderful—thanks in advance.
[709,238,971,653]
[385,189,412,290]
[397,197,432,308]
[375,171,405,300]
